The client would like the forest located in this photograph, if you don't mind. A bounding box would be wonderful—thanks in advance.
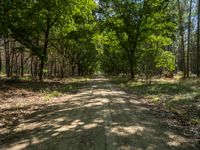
[0,0,200,149]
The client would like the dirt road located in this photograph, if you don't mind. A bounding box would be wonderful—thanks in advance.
[0,77,199,150]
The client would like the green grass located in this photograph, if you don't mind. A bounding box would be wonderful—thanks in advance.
[115,77,200,126]
[62,84,77,92]
[42,84,79,101]
[43,91,61,101]
[0,76,85,101]
[124,82,193,95]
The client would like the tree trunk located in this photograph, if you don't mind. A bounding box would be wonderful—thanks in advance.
[39,57,44,81]
[54,61,57,77]
[39,10,51,81]
[10,51,14,76]
[31,56,33,76]
[39,25,49,81]
[12,54,18,76]
[128,52,135,80]
[21,52,24,77]
[186,0,192,77]
[50,60,53,77]
[4,38,10,77]
[177,0,186,78]
[0,49,2,73]
[34,56,38,78]
[72,65,75,77]
[11,40,16,76]
[197,0,200,77]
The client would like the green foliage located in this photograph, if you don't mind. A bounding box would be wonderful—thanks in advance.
[43,91,61,101]
[156,51,175,72]
[0,0,98,78]
[63,85,76,92]
[0,0,177,78]
[117,77,200,126]
[98,0,176,77]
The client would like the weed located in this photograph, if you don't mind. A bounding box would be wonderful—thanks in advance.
[43,91,61,101]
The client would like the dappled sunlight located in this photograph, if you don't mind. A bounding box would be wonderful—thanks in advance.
[6,141,29,150]
[165,131,188,147]
[83,123,98,130]
[111,125,145,137]
[117,77,200,135]
[56,119,84,132]
[0,77,198,149]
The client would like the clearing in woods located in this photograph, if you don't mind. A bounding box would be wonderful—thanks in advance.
[0,77,199,150]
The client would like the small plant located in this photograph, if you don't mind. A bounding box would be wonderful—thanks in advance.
[43,91,60,101]
[63,85,77,92]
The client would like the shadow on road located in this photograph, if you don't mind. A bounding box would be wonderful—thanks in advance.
[0,78,199,150]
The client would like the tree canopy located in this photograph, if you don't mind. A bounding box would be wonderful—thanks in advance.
[0,0,200,80]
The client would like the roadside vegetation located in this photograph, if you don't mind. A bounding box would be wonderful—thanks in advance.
[111,75,200,139]
[0,77,88,128]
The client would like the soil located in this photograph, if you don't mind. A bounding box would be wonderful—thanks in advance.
[0,77,199,150]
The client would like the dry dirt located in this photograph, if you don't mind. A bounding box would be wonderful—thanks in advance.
[0,77,199,150]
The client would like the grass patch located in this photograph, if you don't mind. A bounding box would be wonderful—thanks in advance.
[166,97,200,124]
[62,84,78,92]
[43,91,61,101]
[115,76,200,126]
[123,82,193,96]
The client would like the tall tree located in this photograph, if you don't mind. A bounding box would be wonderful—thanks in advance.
[197,0,200,77]
[99,0,175,79]
[0,48,1,73]
[177,0,186,78]
[186,0,192,77]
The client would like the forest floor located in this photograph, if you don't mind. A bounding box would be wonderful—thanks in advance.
[111,76,200,139]
[0,76,199,150]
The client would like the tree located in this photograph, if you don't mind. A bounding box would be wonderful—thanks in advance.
[0,0,98,80]
[177,0,186,78]
[98,0,175,78]
[98,0,175,79]
[197,0,200,77]
[187,0,192,77]
[0,0,61,79]
[0,48,1,73]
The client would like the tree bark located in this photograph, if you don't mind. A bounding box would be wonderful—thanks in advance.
[39,18,50,81]
[197,0,200,77]
[4,38,11,77]
[0,49,2,73]
[128,51,135,80]
[21,52,24,77]
[186,0,192,77]
[177,0,186,78]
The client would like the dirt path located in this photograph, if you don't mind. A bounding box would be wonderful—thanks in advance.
[0,77,199,150]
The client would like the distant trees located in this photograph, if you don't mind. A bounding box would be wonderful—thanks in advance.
[0,0,98,80]
[176,0,200,78]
